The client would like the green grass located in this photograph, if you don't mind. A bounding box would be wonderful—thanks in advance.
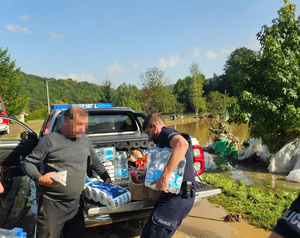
[203,172,298,231]
[25,119,44,124]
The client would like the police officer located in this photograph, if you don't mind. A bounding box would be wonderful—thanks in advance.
[269,193,300,238]
[141,113,195,238]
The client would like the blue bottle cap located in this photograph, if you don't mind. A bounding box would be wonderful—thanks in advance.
[85,177,91,183]
[13,227,23,232]
[17,231,27,237]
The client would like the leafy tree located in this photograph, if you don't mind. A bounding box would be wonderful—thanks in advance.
[228,1,300,152]
[204,73,235,96]
[25,108,48,121]
[150,85,177,114]
[189,63,206,116]
[223,47,260,95]
[99,79,116,103]
[0,48,27,117]
[173,76,193,111]
[206,91,237,120]
[139,67,177,114]
[113,83,142,111]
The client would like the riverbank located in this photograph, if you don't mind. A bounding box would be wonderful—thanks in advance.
[165,114,200,126]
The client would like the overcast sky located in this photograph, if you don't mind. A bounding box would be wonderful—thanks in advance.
[1,0,299,88]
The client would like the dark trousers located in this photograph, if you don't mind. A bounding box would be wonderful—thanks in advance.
[37,196,85,238]
[141,193,195,238]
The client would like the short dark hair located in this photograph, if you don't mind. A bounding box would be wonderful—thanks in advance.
[64,107,87,120]
[142,113,165,130]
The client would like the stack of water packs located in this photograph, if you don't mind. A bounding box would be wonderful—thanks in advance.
[93,147,129,181]
[94,146,116,180]
[83,177,131,210]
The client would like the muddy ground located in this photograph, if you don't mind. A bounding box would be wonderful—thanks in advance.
[85,198,270,238]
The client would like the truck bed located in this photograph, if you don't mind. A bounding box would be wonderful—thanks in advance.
[83,179,221,227]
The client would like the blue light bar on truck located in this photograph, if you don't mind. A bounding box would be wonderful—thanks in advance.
[50,103,113,110]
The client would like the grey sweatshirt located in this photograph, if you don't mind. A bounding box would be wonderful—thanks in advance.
[22,131,110,201]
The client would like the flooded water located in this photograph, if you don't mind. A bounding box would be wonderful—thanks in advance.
[170,118,249,149]
[169,119,298,237]
[170,119,298,190]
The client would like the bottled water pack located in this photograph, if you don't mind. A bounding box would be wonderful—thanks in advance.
[83,178,131,210]
[145,147,186,194]
[94,147,116,162]
[0,227,27,238]
[113,151,129,180]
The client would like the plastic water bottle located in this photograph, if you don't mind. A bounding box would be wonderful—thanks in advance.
[0,227,25,238]
[157,147,171,171]
[176,157,186,177]
[114,151,128,180]
[16,232,27,238]
[0,228,13,237]
[94,147,116,162]
[168,157,186,194]
[145,147,161,189]
[113,155,121,180]
[118,151,128,180]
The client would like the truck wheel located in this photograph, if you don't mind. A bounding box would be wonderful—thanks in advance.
[129,218,148,229]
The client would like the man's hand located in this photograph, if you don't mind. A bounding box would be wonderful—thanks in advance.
[38,172,58,187]
[104,177,112,184]
[150,175,169,193]
[0,165,3,194]
[0,183,4,194]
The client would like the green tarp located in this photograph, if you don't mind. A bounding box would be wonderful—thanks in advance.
[214,139,238,158]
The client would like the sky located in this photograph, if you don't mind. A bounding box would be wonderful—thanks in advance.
[1,0,300,89]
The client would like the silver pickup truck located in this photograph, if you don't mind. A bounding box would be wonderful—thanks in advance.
[0,104,221,236]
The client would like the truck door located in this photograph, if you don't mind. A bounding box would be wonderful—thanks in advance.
[0,116,38,176]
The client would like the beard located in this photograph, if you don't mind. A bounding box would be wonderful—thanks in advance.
[152,131,159,144]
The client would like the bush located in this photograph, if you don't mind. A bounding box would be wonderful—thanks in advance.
[25,108,48,121]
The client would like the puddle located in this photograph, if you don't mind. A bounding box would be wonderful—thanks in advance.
[177,198,270,238]
[220,167,300,191]
[229,168,253,186]
[207,154,300,191]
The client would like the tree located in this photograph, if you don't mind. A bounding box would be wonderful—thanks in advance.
[113,83,142,111]
[204,73,235,96]
[189,63,206,116]
[139,67,177,114]
[228,1,300,152]
[223,47,259,95]
[99,79,116,103]
[173,76,193,111]
[150,85,177,114]
[206,91,237,120]
[0,48,26,117]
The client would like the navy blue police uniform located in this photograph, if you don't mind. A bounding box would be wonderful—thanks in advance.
[272,193,300,238]
[141,127,195,238]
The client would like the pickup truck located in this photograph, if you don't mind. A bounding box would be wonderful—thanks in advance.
[0,104,221,237]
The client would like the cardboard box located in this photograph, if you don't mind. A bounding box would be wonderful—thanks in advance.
[129,175,162,200]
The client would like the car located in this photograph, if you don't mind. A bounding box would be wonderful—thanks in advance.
[0,98,9,135]
[0,104,221,237]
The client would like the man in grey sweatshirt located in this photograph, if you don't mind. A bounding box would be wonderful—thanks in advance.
[22,107,111,238]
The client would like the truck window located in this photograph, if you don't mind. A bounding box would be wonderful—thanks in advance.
[87,114,137,133]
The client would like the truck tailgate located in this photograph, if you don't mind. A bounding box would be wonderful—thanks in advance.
[83,180,221,227]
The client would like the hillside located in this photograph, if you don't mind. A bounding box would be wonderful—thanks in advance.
[19,72,104,113]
